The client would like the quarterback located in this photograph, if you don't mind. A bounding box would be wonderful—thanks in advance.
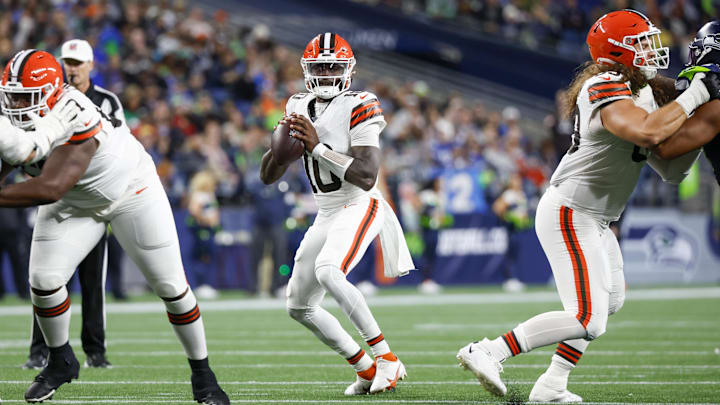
[0,50,229,405]
[456,10,720,401]
[260,33,415,395]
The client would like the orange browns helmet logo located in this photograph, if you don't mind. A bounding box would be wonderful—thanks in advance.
[586,9,668,71]
[1,50,64,109]
[303,33,354,59]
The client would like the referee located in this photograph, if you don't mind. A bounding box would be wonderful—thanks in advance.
[24,39,126,369]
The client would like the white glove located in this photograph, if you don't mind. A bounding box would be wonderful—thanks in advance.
[0,115,35,165]
[675,72,711,116]
[28,96,84,143]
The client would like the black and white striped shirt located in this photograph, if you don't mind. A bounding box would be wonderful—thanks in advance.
[85,81,125,128]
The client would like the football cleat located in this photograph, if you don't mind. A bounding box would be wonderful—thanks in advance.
[83,352,112,368]
[369,354,406,394]
[344,374,373,395]
[529,372,583,403]
[345,362,376,395]
[457,339,507,397]
[22,355,48,370]
[24,345,80,403]
[191,369,230,405]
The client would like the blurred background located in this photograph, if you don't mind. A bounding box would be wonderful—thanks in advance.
[1,0,719,302]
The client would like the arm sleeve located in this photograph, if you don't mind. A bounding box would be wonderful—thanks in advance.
[647,149,702,184]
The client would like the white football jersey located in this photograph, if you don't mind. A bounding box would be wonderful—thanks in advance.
[550,72,657,222]
[285,91,386,211]
[22,85,155,209]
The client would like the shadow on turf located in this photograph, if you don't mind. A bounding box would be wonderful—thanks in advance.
[502,386,526,405]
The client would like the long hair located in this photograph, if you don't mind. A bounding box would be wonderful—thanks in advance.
[562,62,649,118]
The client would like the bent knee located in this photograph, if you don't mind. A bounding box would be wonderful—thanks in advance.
[151,280,187,299]
[584,318,608,341]
[287,305,313,322]
[29,270,66,291]
[314,264,343,287]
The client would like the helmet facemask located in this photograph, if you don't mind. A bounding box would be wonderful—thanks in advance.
[301,58,355,99]
[0,81,57,129]
[689,33,720,66]
[609,27,669,79]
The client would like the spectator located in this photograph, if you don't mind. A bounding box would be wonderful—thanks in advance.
[186,170,221,300]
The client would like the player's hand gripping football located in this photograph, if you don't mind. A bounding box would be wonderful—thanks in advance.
[288,113,320,153]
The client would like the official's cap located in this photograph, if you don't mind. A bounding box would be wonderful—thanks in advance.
[60,39,94,62]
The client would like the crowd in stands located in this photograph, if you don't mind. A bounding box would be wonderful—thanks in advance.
[0,0,713,295]
[355,0,716,63]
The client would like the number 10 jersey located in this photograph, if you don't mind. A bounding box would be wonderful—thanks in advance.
[550,72,657,222]
[285,91,386,211]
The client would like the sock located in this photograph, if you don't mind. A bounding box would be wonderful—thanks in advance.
[288,305,366,364]
[346,348,375,374]
[366,333,391,358]
[515,311,586,352]
[547,339,588,384]
[189,357,210,371]
[490,332,518,363]
[32,286,71,348]
[163,288,208,360]
[488,311,586,363]
[357,361,376,381]
[315,265,387,349]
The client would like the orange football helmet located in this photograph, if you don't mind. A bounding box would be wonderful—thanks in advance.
[301,33,356,99]
[587,9,668,78]
[0,49,64,129]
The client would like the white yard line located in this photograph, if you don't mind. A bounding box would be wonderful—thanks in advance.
[2,380,719,385]
[0,401,717,405]
[0,349,716,357]
[3,363,717,370]
[1,287,719,316]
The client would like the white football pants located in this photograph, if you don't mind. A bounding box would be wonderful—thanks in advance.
[534,186,625,341]
[29,174,188,298]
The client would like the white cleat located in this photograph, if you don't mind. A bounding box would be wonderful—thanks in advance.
[369,357,406,394]
[529,373,583,403]
[457,339,507,397]
[344,374,373,395]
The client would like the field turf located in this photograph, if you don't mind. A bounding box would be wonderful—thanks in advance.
[0,286,718,404]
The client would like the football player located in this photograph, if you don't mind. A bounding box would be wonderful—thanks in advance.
[260,33,415,395]
[0,50,229,405]
[456,10,720,401]
[653,20,720,185]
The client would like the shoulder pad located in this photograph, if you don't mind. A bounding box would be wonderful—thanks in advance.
[349,91,383,131]
[286,92,312,114]
[584,72,631,106]
[289,92,311,100]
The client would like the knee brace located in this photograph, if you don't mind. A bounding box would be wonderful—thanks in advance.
[287,306,309,323]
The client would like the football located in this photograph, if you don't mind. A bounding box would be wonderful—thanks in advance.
[271,122,305,166]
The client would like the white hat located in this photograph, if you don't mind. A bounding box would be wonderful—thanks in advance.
[60,39,94,62]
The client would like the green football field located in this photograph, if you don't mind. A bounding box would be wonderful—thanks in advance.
[0,286,718,404]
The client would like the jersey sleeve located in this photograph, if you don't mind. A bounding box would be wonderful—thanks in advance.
[349,92,386,135]
[584,72,632,108]
[285,93,310,116]
[350,121,381,148]
[67,121,102,144]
